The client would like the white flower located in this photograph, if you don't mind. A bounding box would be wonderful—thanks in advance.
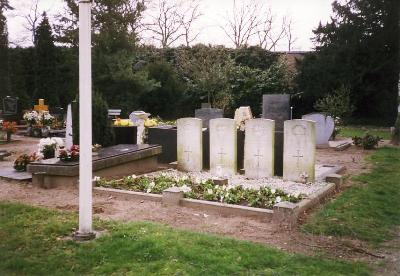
[207,189,213,194]
[51,137,64,148]
[293,192,300,198]
[201,179,207,184]
[276,196,282,203]
[194,177,201,184]
[93,176,100,182]
[149,181,155,188]
[161,172,166,177]
[181,175,188,181]
[180,185,191,193]
[146,188,152,193]
[130,174,137,179]
[271,189,276,194]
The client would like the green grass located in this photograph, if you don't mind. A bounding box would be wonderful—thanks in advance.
[0,202,369,275]
[304,147,400,244]
[340,126,391,140]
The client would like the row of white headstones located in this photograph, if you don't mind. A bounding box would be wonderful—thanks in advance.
[177,118,316,183]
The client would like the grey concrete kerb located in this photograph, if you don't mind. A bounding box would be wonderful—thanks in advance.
[93,165,345,226]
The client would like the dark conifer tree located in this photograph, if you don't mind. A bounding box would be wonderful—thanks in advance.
[34,13,58,106]
[297,0,400,124]
[0,0,12,101]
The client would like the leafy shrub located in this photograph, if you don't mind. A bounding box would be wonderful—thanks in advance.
[353,133,381,149]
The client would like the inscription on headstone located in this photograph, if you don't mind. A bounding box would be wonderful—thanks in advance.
[283,119,316,182]
[244,119,275,178]
[209,118,237,177]
[177,118,203,172]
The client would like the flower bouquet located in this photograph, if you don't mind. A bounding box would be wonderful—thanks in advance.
[37,137,64,159]
[59,145,79,162]
[14,152,42,172]
[23,111,39,126]
[14,154,30,171]
[1,121,17,142]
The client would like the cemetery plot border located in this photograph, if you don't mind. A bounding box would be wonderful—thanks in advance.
[94,170,343,226]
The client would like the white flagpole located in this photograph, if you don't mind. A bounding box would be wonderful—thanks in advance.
[75,0,95,240]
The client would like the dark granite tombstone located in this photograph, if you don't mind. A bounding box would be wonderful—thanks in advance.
[261,94,290,176]
[147,125,177,163]
[112,126,137,145]
[202,129,244,170]
[195,107,223,128]
[2,96,18,115]
[262,94,290,130]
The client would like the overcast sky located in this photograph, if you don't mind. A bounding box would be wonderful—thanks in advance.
[6,0,335,50]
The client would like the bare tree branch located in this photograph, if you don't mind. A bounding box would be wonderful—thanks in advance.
[22,0,44,45]
[144,0,186,48]
[221,0,262,48]
[180,0,202,47]
[284,17,298,51]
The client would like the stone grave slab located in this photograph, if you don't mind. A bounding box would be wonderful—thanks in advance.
[28,144,161,188]
[0,167,32,181]
[177,118,203,172]
[209,118,237,177]
[283,119,316,182]
[244,119,275,178]
[302,113,334,147]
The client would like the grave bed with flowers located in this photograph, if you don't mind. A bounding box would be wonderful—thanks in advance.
[94,169,340,224]
[95,172,303,210]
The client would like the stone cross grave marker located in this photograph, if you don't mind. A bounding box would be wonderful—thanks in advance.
[209,118,237,177]
[177,118,203,172]
[283,119,316,182]
[244,119,275,178]
[302,113,334,147]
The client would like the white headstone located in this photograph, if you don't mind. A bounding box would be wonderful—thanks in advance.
[129,111,150,144]
[177,118,203,172]
[302,113,334,146]
[283,119,316,182]
[209,118,237,177]
[244,119,275,178]
[234,106,253,131]
[65,104,73,149]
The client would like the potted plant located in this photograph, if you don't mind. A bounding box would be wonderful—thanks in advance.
[1,121,17,142]
[59,145,80,162]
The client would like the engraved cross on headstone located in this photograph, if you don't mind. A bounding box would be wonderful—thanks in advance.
[184,149,192,162]
[254,149,263,169]
[293,150,303,167]
[218,147,227,164]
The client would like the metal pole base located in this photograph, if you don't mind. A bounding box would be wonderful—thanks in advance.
[73,231,96,241]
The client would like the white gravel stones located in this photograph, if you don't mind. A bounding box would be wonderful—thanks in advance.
[146,169,330,197]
